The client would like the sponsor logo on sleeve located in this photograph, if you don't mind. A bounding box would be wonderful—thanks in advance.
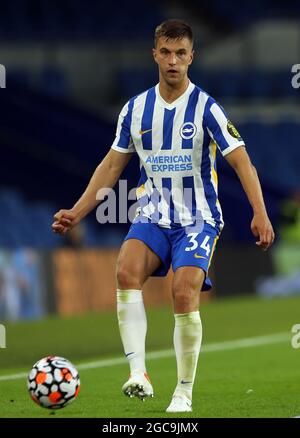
[227,120,241,140]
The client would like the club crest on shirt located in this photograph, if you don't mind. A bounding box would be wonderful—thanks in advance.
[227,120,241,139]
[180,122,197,140]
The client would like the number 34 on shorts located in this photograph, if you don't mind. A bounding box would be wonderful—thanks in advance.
[182,230,219,270]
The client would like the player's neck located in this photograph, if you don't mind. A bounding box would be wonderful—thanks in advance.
[158,77,190,104]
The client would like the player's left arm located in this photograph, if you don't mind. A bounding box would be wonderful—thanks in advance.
[225,146,275,251]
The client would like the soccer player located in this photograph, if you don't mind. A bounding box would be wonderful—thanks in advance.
[52,20,275,413]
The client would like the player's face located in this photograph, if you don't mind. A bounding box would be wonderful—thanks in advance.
[153,37,194,86]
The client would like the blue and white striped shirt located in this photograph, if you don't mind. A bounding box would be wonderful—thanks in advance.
[111,81,245,230]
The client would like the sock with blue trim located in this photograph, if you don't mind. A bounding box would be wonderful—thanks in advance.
[173,311,202,400]
[117,289,147,374]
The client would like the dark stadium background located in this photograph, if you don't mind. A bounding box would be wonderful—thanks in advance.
[0,0,299,321]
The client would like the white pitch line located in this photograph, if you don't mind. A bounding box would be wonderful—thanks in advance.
[0,332,289,382]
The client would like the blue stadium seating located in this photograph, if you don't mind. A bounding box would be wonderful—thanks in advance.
[0,0,164,40]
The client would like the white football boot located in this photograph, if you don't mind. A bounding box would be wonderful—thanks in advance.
[122,370,153,401]
[166,394,192,413]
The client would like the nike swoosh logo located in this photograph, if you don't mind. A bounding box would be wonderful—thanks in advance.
[194,254,207,259]
[125,352,135,357]
[139,129,152,135]
[180,380,193,384]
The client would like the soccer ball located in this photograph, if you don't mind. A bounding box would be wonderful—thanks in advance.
[27,356,80,409]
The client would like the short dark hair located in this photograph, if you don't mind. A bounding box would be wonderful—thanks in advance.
[154,19,193,47]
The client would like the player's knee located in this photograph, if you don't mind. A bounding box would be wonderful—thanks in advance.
[116,265,142,290]
[172,274,202,309]
[173,290,193,309]
[173,275,201,296]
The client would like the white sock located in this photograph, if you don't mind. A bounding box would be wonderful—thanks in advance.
[117,289,147,374]
[173,311,202,401]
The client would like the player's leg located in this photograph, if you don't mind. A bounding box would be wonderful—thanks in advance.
[116,238,162,290]
[166,224,219,412]
[116,238,162,400]
[166,266,204,412]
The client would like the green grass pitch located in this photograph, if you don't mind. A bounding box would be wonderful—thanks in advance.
[0,295,300,418]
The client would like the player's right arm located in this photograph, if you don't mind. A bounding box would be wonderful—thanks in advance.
[52,149,133,235]
[53,100,135,235]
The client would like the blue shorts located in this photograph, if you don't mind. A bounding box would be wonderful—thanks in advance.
[124,219,220,291]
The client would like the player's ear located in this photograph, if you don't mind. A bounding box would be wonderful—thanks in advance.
[152,48,158,64]
[188,49,194,65]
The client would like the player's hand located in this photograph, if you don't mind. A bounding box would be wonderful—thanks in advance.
[52,209,79,235]
[251,213,275,251]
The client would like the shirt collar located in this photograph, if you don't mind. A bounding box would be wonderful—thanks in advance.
[155,80,195,109]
